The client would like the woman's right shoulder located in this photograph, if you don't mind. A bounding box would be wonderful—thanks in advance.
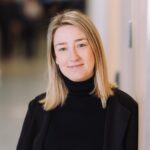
[28,92,46,111]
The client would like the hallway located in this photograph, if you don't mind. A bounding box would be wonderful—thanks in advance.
[0,57,47,150]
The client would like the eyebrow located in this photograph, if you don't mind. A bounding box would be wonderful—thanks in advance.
[75,38,87,42]
[54,42,66,47]
[54,37,87,47]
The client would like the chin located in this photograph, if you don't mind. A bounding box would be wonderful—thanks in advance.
[67,75,88,82]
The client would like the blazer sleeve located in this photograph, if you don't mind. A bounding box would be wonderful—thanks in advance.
[17,99,37,150]
[125,102,138,150]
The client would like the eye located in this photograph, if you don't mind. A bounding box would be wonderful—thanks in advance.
[77,43,87,48]
[58,47,67,51]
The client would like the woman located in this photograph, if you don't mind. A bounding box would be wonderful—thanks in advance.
[17,10,138,150]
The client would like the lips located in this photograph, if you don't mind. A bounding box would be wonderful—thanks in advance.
[67,64,83,68]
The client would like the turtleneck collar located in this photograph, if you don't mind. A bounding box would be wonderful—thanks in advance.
[62,74,95,95]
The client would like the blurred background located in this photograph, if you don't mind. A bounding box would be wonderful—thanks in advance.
[0,0,149,149]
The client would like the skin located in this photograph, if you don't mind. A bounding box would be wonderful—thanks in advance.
[53,25,95,82]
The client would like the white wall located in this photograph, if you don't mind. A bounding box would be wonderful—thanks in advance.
[119,0,134,95]
[146,0,150,149]
[131,0,147,149]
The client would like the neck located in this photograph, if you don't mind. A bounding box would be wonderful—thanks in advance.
[62,74,95,95]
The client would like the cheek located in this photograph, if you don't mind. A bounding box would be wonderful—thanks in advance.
[84,51,95,66]
[55,54,67,66]
[88,56,95,71]
[89,58,95,70]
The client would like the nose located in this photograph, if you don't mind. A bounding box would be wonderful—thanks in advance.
[68,49,80,61]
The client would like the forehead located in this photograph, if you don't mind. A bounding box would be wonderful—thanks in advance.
[53,25,87,43]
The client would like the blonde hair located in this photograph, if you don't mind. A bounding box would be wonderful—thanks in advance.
[41,10,115,111]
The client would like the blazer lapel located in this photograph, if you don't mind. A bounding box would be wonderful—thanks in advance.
[103,96,131,150]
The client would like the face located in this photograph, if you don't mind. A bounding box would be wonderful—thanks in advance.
[53,25,95,82]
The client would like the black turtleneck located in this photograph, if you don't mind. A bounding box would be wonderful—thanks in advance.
[44,75,106,150]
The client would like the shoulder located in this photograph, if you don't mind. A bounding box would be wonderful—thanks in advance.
[26,92,47,126]
[110,88,138,114]
[28,92,46,111]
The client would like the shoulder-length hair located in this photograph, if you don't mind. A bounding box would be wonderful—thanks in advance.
[41,10,115,111]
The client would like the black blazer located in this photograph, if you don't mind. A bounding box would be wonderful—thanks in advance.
[17,88,138,150]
